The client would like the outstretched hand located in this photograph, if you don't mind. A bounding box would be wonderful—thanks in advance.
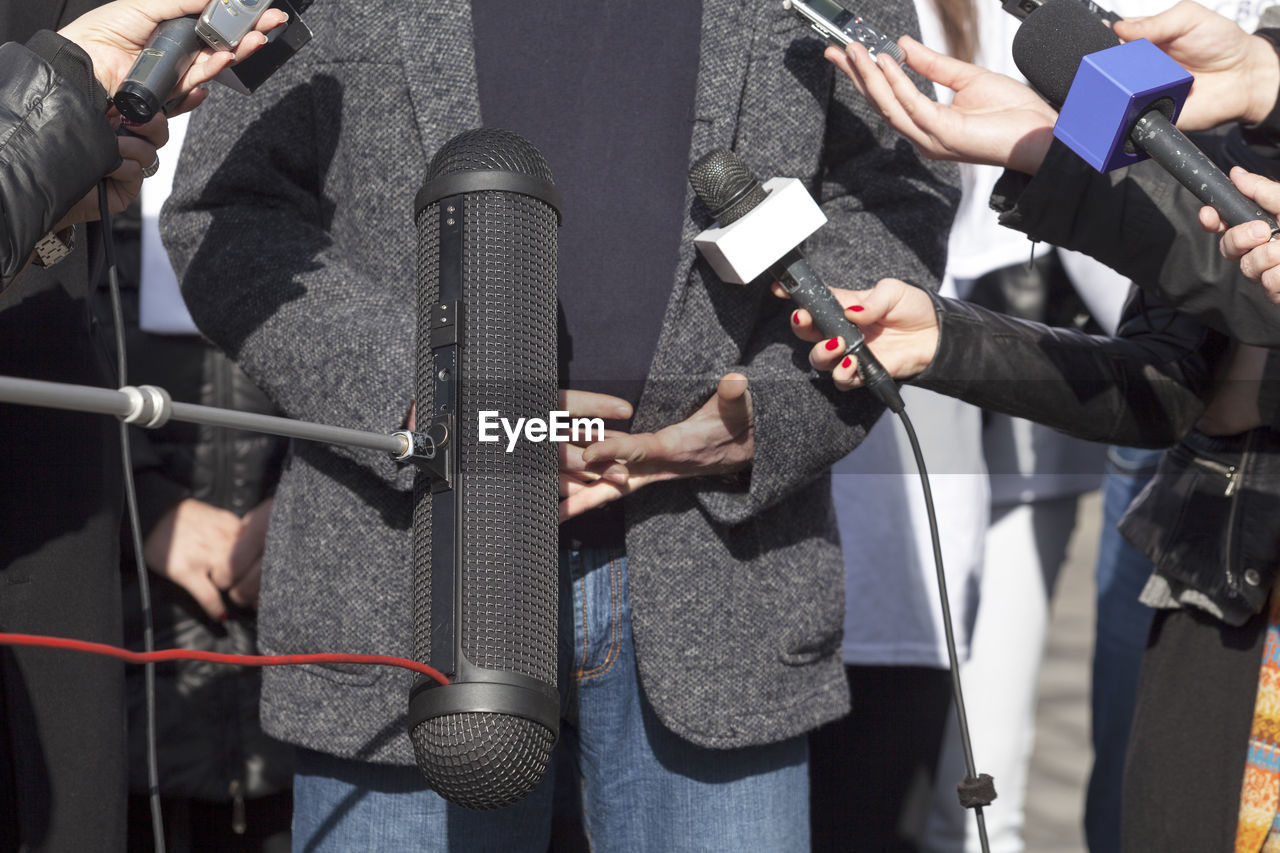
[558,374,754,522]
[777,278,940,391]
[827,36,1058,175]
[1114,1,1280,131]
[1199,167,1280,304]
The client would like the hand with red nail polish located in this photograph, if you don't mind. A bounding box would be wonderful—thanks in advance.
[560,373,753,522]
[786,278,941,391]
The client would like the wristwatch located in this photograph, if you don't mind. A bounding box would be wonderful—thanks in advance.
[31,226,75,268]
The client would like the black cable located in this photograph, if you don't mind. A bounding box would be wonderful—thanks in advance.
[98,183,167,853]
[897,406,993,853]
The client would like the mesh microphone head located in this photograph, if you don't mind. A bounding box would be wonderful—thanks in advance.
[689,149,770,225]
[1012,0,1120,107]
[425,127,557,184]
[411,128,559,810]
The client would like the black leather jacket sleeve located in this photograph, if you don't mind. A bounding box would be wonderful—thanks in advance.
[992,132,1280,347]
[0,33,118,288]
[911,288,1230,448]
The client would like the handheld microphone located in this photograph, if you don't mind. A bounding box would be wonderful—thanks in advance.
[114,16,204,123]
[689,149,904,412]
[407,128,561,810]
[1013,0,1279,233]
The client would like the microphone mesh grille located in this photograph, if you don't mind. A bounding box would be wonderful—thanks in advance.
[426,127,556,184]
[688,149,769,225]
[411,713,556,811]
[457,190,559,678]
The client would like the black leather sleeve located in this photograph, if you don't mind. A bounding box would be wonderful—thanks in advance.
[0,35,118,288]
[992,133,1280,348]
[912,289,1230,448]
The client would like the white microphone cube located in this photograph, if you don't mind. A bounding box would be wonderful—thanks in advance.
[694,177,827,285]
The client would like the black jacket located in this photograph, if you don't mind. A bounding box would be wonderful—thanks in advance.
[991,131,1280,347]
[0,31,118,287]
[907,129,1280,625]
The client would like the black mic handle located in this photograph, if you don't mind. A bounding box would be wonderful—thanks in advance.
[1131,111,1280,235]
[113,16,203,124]
[771,250,905,413]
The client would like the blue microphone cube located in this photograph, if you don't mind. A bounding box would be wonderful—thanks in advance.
[1053,39,1193,172]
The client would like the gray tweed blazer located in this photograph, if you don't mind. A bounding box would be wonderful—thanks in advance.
[163,0,957,763]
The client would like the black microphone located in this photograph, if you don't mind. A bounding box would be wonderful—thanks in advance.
[688,149,904,412]
[114,16,204,123]
[407,128,562,810]
[1013,0,1279,232]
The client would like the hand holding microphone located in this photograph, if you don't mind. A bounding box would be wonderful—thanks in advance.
[688,149,905,412]
[1202,167,1280,303]
[57,0,287,119]
[784,278,941,390]
[1112,1,1280,132]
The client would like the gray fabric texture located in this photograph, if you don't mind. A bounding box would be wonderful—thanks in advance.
[162,0,958,763]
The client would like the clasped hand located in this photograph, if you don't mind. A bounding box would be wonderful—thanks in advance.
[558,376,754,521]
[143,496,274,620]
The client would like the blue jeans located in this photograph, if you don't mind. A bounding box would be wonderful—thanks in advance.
[292,547,810,852]
[1085,446,1159,853]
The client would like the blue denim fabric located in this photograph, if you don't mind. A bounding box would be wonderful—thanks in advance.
[1084,446,1159,853]
[292,547,810,852]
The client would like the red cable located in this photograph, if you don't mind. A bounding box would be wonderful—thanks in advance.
[0,632,449,686]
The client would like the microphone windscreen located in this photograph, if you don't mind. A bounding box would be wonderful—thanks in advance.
[689,149,769,225]
[1012,0,1120,107]
[410,127,560,810]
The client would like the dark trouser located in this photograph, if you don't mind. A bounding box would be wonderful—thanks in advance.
[1122,605,1266,852]
[0,329,126,851]
[808,664,952,853]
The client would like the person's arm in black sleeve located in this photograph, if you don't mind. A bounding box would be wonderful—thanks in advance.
[911,289,1227,447]
[992,134,1280,347]
[0,34,119,288]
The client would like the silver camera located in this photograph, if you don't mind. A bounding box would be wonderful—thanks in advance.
[196,0,275,51]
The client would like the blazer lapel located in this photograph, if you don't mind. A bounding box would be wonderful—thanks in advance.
[632,0,760,432]
[688,0,757,163]
[397,0,482,164]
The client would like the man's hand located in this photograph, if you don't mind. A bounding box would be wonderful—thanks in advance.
[780,278,940,391]
[828,37,1059,175]
[560,374,754,522]
[143,497,242,620]
[1199,166,1280,304]
[58,0,288,100]
[1114,1,1280,131]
